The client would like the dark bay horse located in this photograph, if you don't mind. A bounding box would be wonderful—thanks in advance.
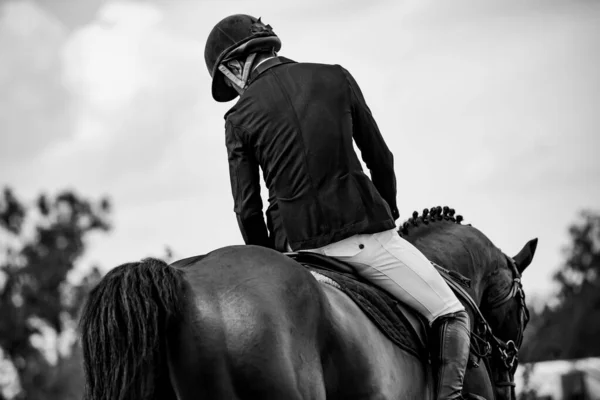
[79,207,537,400]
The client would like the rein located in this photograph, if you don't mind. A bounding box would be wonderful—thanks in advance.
[481,256,529,393]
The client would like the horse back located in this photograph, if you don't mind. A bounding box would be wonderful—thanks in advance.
[166,245,432,399]
[166,245,328,400]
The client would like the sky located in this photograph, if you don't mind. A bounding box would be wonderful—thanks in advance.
[0,0,599,308]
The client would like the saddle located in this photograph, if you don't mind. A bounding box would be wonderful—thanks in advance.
[286,251,475,361]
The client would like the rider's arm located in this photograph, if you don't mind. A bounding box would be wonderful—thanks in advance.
[225,122,271,247]
[341,66,399,220]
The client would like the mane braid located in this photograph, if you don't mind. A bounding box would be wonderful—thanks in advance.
[399,205,472,237]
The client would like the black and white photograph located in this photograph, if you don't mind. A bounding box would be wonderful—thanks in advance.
[1,0,599,399]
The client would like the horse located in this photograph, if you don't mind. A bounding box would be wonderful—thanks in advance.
[79,206,537,400]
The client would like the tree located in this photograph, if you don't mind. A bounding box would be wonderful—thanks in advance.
[520,210,600,362]
[0,187,110,399]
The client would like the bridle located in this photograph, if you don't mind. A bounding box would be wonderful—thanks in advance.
[469,255,529,398]
[487,256,529,365]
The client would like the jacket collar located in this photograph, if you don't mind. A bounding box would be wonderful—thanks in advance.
[249,56,296,85]
[224,56,297,118]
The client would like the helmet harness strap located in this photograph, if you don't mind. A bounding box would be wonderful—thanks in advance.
[218,52,257,91]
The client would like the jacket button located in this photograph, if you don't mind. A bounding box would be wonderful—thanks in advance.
[359,244,364,249]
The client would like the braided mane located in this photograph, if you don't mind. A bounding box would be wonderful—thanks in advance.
[399,205,471,237]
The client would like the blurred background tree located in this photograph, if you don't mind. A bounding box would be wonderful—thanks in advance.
[0,187,110,400]
[520,210,600,362]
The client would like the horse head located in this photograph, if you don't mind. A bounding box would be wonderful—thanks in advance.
[480,238,537,400]
[399,206,537,400]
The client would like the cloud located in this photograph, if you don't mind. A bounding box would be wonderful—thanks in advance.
[0,1,70,168]
[4,1,210,198]
[1,0,599,301]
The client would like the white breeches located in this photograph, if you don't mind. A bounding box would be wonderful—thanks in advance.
[302,228,464,324]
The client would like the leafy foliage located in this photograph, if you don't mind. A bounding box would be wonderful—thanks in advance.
[0,187,110,400]
[520,210,600,362]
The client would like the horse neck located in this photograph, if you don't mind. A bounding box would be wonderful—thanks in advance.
[402,225,498,306]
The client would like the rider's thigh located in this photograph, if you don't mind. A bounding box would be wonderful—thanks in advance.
[346,229,464,323]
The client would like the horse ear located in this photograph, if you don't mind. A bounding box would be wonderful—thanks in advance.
[513,238,538,274]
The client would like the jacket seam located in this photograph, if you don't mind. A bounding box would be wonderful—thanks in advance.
[269,69,329,233]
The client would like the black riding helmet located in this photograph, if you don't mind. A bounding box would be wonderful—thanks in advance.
[204,14,282,102]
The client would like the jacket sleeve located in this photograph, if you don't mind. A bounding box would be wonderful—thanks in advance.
[225,122,271,247]
[341,66,399,220]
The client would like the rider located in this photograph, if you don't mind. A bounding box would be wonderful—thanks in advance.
[205,14,472,400]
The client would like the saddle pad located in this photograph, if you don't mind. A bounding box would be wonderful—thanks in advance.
[304,264,428,360]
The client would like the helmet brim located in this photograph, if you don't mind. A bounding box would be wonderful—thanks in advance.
[212,72,239,102]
